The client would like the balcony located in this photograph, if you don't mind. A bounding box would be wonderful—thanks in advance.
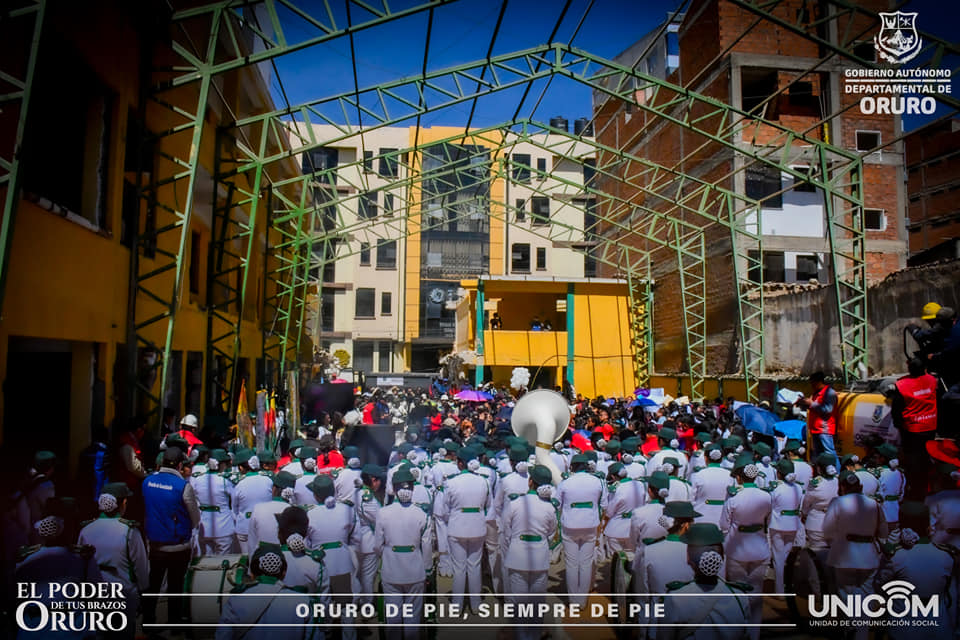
[481,330,568,368]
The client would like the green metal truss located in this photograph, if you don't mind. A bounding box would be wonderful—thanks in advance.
[0,0,45,317]
[1,1,896,428]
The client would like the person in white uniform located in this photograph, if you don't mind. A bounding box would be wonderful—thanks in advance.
[276,506,328,594]
[647,427,689,479]
[823,470,889,640]
[492,442,531,590]
[635,501,698,597]
[334,446,363,507]
[630,470,671,587]
[767,458,803,593]
[215,545,307,640]
[374,466,431,640]
[877,501,956,640]
[690,444,734,526]
[801,452,840,561]
[719,453,771,640]
[926,463,960,548]
[431,442,460,577]
[434,447,491,611]
[355,464,386,607]
[556,453,607,605]
[247,471,298,555]
[661,455,691,501]
[293,447,320,506]
[659,523,751,640]
[875,442,906,541]
[233,450,274,551]
[501,465,558,640]
[77,483,148,634]
[782,439,814,489]
[842,453,880,500]
[190,449,235,554]
[603,462,646,553]
[620,437,647,479]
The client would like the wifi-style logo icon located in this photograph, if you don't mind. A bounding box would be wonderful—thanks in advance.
[881,581,916,598]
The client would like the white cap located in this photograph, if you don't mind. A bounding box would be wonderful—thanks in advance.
[180,414,198,429]
[441,394,449,401]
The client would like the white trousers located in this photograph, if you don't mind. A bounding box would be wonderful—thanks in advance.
[769,529,797,593]
[562,526,597,606]
[506,569,549,640]
[449,536,485,609]
[356,552,379,607]
[200,535,234,556]
[383,580,424,640]
[484,520,501,592]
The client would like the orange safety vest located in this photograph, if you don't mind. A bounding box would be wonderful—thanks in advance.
[895,374,938,433]
[807,385,837,436]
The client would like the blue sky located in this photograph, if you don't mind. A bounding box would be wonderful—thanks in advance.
[267,0,956,131]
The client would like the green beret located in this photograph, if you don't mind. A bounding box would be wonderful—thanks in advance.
[362,463,386,479]
[273,471,296,489]
[876,443,899,460]
[752,442,772,458]
[258,450,277,465]
[457,448,477,463]
[392,467,415,485]
[839,469,861,487]
[397,443,414,455]
[342,446,360,460]
[662,456,680,468]
[722,436,742,450]
[782,439,804,453]
[647,470,670,491]
[101,482,132,499]
[194,445,210,456]
[508,443,529,462]
[682,522,724,546]
[298,446,318,460]
[658,427,677,441]
[621,437,639,451]
[165,435,189,451]
[583,450,598,462]
[841,453,860,466]
[235,449,254,465]
[733,452,755,471]
[605,439,621,453]
[571,453,589,465]
[695,432,712,444]
[307,474,335,498]
[211,449,230,463]
[444,441,461,454]
[608,462,625,477]
[816,452,838,470]
[663,501,701,519]
[774,458,795,476]
[289,439,305,451]
[529,465,553,487]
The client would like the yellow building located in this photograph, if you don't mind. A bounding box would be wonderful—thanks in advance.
[455,276,634,398]
[0,4,302,473]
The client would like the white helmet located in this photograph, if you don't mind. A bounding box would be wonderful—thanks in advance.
[180,414,199,429]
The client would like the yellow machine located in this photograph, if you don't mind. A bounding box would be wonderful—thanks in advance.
[816,391,899,459]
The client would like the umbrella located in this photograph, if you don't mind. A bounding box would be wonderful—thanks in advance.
[628,396,659,408]
[773,419,806,440]
[735,405,779,436]
[455,389,494,402]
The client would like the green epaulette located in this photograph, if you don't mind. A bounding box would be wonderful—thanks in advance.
[561,472,570,480]
[727,485,740,497]
[80,518,96,528]
[593,472,605,480]
[342,499,354,507]
[361,488,373,502]
[508,493,522,501]
[676,478,690,485]
[70,544,95,559]
[300,504,316,512]
[258,470,274,477]
[192,471,206,479]
[306,549,325,563]
[666,580,691,591]
[642,536,665,545]
[16,545,41,562]
[551,498,561,509]
[809,478,821,488]
[764,481,778,492]
[881,542,900,556]
[330,468,341,479]
[119,518,140,528]
[723,579,753,592]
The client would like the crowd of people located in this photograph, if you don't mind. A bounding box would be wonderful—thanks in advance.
[3,357,960,639]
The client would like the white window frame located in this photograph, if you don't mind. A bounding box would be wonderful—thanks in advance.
[855,129,882,159]
[864,208,886,232]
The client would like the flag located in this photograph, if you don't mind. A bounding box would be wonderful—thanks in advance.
[236,379,253,448]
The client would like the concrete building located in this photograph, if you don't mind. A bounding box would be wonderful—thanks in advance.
[905,116,960,264]
[593,1,908,375]
[290,124,596,377]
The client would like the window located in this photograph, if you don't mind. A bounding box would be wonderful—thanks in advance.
[584,252,597,277]
[303,147,339,184]
[320,291,335,332]
[796,254,819,281]
[353,341,374,372]
[378,148,399,177]
[363,150,374,172]
[189,231,202,294]
[745,165,783,208]
[515,199,526,222]
[792,167,816,192]
[512,153,531,183]
[359,242,370,266]
[381,291,392,315]
[536,157,547,174]
[531,197,550,225]
[383,192,394,216]
[763,251,786,282]
[740,68,778,115]
[376,240,397,269]
[359,191,377,218]
[747,249,762,284]
[583,158,596,189]
[856,130,881,153]
[865,208,886,231]
[355,288,376,318]
[378,341,392,372]
[22,48,114,229]
[511,243,531,272]
[536,247,547,270]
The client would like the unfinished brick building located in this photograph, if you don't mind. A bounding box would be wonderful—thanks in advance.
[592,0,908,381]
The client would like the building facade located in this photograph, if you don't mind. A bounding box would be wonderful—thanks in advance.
[905,117,960,264]
[593,0,908,375]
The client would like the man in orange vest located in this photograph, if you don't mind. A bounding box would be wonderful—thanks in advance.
[797,371,839,470]
[892,357,939,499]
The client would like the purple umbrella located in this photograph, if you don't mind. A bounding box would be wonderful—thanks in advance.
[455,389,494,402]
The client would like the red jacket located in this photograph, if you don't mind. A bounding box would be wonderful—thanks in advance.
[807,385,837,436]
[896,374,938,433]
[317,450,345,473]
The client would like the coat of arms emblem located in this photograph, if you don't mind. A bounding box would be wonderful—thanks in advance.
[874,12,922,64]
